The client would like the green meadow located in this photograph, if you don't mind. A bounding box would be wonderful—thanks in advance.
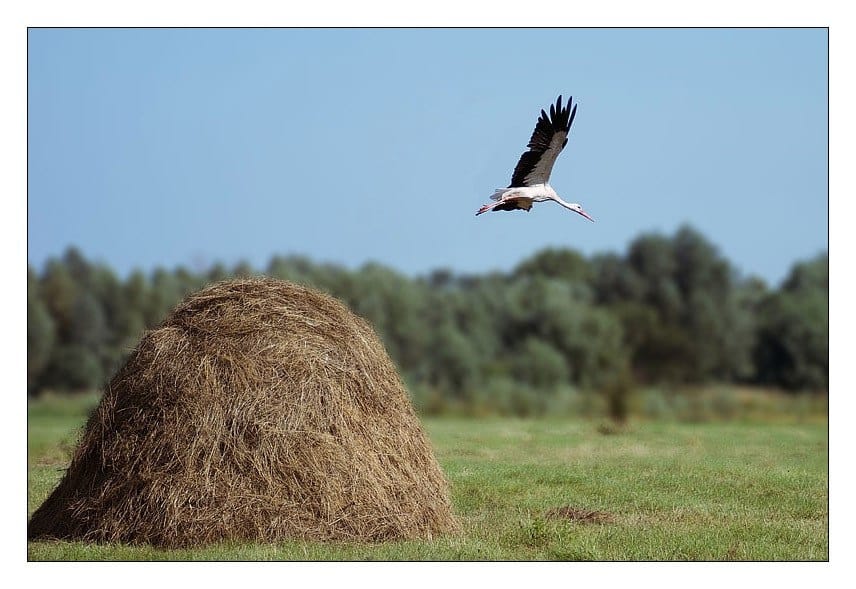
[27,393,827,561]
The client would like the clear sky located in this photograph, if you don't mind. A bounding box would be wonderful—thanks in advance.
[27,27,828,286]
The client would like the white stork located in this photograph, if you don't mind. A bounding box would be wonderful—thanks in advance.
[476,95,594,222]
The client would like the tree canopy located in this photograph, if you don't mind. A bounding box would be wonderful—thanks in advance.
[27,226,828,409]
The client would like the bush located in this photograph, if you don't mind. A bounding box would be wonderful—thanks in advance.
[41,344,103,392]
[710,386,739,420]
[640,388,673,420]
[544,385,585,416]
[407,383,449,416]
[27,296,56,394]
[511,337,569,389]
[473,378,543,417]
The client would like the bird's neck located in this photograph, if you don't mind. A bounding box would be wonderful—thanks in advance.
[552,194,576,209]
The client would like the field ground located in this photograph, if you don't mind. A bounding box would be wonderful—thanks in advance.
[27,393,828,561]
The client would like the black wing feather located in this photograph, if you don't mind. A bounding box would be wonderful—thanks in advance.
[509,95,577,187]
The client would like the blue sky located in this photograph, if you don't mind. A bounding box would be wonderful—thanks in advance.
[27,28,828,286]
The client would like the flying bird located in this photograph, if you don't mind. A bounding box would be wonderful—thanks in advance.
[476,95,594,222]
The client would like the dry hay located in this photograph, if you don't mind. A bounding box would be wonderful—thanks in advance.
[28,277,458,547]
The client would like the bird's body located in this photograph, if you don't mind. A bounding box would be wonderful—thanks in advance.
[476,95,594,222]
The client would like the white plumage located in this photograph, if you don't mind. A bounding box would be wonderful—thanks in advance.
[476,95,594,222]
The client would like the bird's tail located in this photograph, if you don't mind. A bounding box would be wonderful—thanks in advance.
[489,188,508,201]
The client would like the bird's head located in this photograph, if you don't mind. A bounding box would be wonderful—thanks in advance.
[569,202,595,222]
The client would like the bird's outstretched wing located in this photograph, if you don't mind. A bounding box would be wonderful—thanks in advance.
[509,95,577,187]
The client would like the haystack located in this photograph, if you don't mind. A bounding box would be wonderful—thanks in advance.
[28,277,458,547]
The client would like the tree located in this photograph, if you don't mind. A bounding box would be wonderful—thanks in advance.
[590,252,645,305]
[446,285,503,381]
[67,292,109,349]
[510,337,569,389]
[27,268,55,394]
[206,262,229,284]
[424,320,480,396]
[427,268,455,290]
[672,226,753,381]
[610,301,693,383]
[606,226,754,384]
[232,260,255,278]
[502,277,626,389]
[39,259,78,342]
[147,268,184,325]
[783,253,828,294]
[94,265,144,372]
[514,247,592,286]
[627,233,682,322]
[62,246,95,290]
[41,344,103,392]
[346,262,431,375]
[25,231,828,400]
[754,254,828,391]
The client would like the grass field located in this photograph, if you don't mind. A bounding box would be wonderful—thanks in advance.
[27,393,828,561]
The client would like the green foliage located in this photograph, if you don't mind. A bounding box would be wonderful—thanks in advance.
[26,230,828,406]
[514,247,593,294]
[754,254,828,391]
[591,252,645,304]
[611,301,693,382]
[476,378,546,417]
[600,226,758,385]
[640,387,672,419]
[41,344,104,392]
[500,277,626,391]
[39,259,78,342]
[511,337,569,389]
[602,363,633,424]
[633,386,825,423]
[27,269,56,395]
[425,321,481,395]
[66,291,108,348]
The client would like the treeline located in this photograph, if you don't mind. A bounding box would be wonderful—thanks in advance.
[27,225,828,410]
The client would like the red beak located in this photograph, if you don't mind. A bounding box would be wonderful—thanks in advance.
[578,209,595,222]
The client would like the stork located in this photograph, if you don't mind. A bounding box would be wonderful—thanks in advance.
[476,95,594,222]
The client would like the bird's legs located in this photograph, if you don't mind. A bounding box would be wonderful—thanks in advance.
[476,201,501,215]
